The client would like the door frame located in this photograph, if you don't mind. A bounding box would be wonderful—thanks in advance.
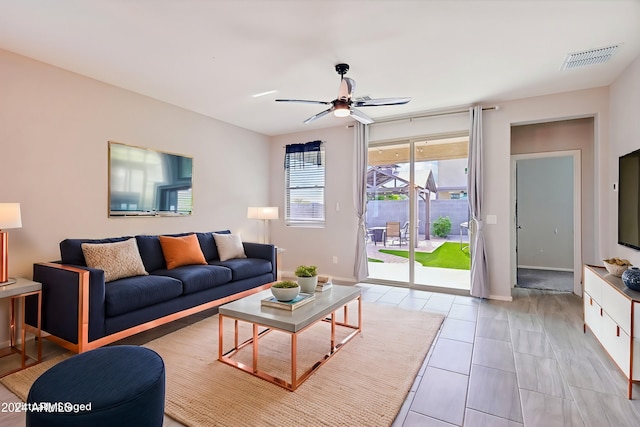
[365,133,471,294]
[510,150,582,295]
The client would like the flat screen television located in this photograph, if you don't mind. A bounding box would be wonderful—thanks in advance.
[618,148,640,250]
[108,141,193,216]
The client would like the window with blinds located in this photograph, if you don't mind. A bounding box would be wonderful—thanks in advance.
[285,141,325,227]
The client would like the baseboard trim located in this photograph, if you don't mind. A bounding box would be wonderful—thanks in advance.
[489,294,514,302]
[517,265,574,273]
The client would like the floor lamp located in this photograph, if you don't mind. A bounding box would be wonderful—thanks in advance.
[247,207,278,244]
[0,203,22,285]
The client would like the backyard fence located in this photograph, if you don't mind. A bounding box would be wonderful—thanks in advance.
[366,199,470,237]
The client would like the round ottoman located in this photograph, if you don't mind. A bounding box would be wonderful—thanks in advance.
[26,345,165,427]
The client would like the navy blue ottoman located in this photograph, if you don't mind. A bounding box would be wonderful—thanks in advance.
[26,345,165,427]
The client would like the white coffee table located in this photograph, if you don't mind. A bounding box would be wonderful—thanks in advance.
[218,284,362,391]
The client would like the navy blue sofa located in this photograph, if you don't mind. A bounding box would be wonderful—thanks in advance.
[28,231,276,353]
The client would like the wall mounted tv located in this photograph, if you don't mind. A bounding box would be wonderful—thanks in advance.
[618,148,640,249]
[108,141,193,217]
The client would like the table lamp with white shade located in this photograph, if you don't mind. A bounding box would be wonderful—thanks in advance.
[0,203,22,285]
[247,207,278,244]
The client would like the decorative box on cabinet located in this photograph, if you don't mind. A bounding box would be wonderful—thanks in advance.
[583,265,640,399]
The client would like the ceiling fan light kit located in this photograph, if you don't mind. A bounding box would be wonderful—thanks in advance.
[276,63,410,125]
[333,102,350,117]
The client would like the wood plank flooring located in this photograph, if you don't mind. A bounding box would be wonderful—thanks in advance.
[2,285,640,426]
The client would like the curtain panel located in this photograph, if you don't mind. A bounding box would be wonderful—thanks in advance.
[354,123,369,281]
[468,106,490,298]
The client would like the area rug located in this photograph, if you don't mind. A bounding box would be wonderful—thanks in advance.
[0,353,72,400]
[1,302,444,427]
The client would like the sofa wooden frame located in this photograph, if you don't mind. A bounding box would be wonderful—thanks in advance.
[36,262,274,353]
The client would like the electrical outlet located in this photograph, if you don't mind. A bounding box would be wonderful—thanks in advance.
[332,256,338,264]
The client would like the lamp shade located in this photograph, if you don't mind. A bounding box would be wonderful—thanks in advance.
[0,203,22,229]
[247,207,279,220]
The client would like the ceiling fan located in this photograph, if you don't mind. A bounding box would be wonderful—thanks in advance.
[275,63,411,125]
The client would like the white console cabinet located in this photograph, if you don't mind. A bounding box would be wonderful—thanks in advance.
[583,265,640,399]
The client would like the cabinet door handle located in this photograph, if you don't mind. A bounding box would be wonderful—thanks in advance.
[600,308,603,316]
[617,325,620,337]
[590,297,593,306]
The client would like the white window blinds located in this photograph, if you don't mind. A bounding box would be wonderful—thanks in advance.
[284,141,325,227]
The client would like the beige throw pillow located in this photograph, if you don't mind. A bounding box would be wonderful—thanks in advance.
[213,233,247,262]
[82,238,148,282]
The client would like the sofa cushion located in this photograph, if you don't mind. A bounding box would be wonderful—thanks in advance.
[136,231,231,271]
[197,230,230,261]
[159,234,207,269]
[105,275,183,317]
[60,236,132,266]
[213,233,247,262]
[153,265,232,295]
[81,238,149,282]
[211,258,273,281]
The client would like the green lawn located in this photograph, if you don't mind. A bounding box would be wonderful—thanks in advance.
[379,242,470,270]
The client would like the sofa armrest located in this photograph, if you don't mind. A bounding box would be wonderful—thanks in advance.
[243,243,277,277]
[30,262,107,352]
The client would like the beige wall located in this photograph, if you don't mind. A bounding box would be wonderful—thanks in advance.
[609,53,640,264]
[267,89,610,301]
[484,88,609,300]
[0,49,270,343]
[269,125,358,282]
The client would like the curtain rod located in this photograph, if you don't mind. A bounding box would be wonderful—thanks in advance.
[373,105,499,125]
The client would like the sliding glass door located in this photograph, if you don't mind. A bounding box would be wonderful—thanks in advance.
[366,136,471,291]
[366,141,411,284]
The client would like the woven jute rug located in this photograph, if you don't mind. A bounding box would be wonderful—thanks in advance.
[1,301,444,427]
[0,353,73,401]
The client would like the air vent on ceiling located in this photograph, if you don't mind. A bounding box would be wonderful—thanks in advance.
[561,45,619,70]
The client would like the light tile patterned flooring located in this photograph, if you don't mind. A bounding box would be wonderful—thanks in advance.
[2,284,640,426]
[373,284,640,427]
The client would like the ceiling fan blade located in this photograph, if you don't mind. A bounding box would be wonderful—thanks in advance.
[350,108,374,125]
[275,99,331,105]
[303,107,334,124]
[354,97,411,107]
[338,77,356,101]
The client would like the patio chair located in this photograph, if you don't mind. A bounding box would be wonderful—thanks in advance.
[400,221,410,245]
[369,228,385,246]
[385,222,401,247]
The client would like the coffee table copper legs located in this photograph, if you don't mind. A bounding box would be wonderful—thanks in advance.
[218,296,362,391]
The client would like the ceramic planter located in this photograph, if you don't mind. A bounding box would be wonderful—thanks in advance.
[297,276,318,293]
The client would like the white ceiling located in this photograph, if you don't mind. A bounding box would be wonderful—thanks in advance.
[1,0,639,136]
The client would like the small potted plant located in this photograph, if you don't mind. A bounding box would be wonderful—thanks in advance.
[270,280,300,302]
[295,265,318,294]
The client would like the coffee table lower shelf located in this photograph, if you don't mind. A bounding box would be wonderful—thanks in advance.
[218,295,361,391]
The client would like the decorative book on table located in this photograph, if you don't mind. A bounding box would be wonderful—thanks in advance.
[261,293,315,311]
[316,275,333,292]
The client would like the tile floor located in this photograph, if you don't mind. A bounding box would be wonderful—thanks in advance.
[373,284,640,427]
[2,284,640,426]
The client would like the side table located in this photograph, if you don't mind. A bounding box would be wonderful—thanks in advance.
[0,277,42,377]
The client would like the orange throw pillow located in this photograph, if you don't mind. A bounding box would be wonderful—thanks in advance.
[159,234,207,269]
